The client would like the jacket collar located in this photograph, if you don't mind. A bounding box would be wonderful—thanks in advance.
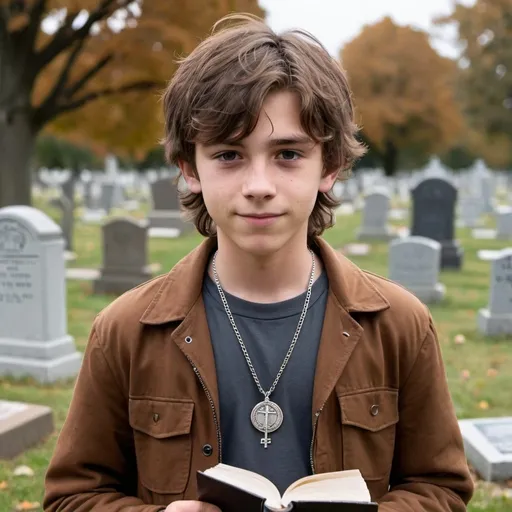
[139,237,389,325]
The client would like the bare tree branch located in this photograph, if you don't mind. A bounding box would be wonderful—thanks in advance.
[61,80,161,112]
[25,0,48,53]
[33,79,162,128]
[35,0,132,75]
[37,39,90,116]
[64,53,113,99]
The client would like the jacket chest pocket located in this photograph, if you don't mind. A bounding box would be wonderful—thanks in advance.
[338,389,398,482]
[129,397,194,495]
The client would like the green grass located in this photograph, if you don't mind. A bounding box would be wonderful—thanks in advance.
[1,204,511,511]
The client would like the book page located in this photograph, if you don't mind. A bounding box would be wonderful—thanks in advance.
[203,464,282,507]
[282,470,371,507]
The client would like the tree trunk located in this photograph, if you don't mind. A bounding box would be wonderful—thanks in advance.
[382,140,398,177]
[0,110,36,208]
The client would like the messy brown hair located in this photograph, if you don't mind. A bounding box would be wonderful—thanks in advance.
[162,13,366,238]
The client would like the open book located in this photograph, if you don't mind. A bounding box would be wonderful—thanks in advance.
[197,463,377,512]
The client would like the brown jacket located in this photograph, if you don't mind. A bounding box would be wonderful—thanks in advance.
[44,237,473,511]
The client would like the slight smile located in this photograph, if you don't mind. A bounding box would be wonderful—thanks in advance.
[237,213,284,226]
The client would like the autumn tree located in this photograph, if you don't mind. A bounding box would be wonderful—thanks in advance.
[0,0,264,207]
[341,17,464,176]
[437,0,512,168]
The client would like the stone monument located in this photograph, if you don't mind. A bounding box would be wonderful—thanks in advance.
[357,188,394,240]
[0,206,81,382]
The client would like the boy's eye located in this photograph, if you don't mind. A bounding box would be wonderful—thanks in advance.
[217,151,239,162]
[278,150,300,160]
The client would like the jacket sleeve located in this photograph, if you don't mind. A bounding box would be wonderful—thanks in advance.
[44,323,165,512]
[378,316,474,511]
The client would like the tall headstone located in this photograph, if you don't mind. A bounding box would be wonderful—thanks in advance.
[148,177,194,234]
[50,195,74,252]
[410,177,463,270]
[477,248,512,336]
[389,237,445,303]
[356,188,394,240]
[0,206,81,382]
[496,207,512,240]
[93,218,152,295]
[458,196,483,228]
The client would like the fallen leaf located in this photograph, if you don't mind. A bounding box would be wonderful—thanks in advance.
[0,480,7,490]
[478,401,489,410]
[461,369,471,380]
[454,334,466,345]
[486,368,498,378]
[15,501,40,511]
[13,465,34,477]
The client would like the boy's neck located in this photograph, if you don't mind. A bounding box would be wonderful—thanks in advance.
[208,235,323,304]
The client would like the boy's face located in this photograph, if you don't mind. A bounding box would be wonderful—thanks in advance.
[181,90,337,256]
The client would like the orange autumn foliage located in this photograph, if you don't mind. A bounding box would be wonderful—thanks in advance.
[341,17,464,175]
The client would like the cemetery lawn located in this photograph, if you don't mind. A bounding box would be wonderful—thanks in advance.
[1,207,511,511]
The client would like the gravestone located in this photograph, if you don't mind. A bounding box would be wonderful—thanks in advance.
[477,248,512,336]
[148,178,194,234]
[496,207,512,240]
[389,237,445,303]
[459,417,512,481]
[0,206,81,382]
[356,188,394,240]
[50,195,73,252]
[93,218,153,295]
[0,400,53,459]
[458,196,482,228]
[411,177,463,270]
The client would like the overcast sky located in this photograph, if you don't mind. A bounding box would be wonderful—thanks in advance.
[259,0,475,59]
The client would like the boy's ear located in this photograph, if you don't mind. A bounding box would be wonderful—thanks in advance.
[318,167,340,193]
[179,160,202,194]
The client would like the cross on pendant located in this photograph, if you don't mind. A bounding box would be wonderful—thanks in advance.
[259,402,275,448]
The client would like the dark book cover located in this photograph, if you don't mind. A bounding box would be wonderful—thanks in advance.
[197,471,378,512]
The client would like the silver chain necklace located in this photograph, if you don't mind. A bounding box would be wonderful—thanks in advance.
[212,249,315,448]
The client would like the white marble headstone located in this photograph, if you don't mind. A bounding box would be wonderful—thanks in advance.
[0,206,81,382]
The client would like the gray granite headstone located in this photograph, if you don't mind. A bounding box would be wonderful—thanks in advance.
[496,207,512,240]
[148,177,194,234]
[357,188,394,240]
[477,248,512,336]
[93,218,152,295]
[0,206,81,382]
[50,195,74,252]
[411,177,463,270]
[459,417,512,481]
[389,236,445,303]
[0,399,54,459]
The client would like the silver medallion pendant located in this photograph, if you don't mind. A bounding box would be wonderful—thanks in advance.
[251,399,284,448]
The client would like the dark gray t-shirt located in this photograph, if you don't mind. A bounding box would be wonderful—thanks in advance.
[203,271,329,493]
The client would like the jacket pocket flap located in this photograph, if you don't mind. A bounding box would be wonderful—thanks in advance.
[129,398,194,438]
[339,389,398,432]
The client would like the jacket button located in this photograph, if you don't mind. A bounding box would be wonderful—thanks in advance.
[370,405,379,416]
[153,413,160,423]
[202,444,213,457]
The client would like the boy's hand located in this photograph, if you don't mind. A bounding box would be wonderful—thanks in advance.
[165,500,222,512]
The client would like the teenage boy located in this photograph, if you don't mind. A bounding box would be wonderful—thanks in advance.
[44,14,473,512]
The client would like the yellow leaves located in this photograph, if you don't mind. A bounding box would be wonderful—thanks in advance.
[487,368,499,378]
[478,400,490,410]
[15,502,40,511]
[454,334,466,345]
[0,480,7,490]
